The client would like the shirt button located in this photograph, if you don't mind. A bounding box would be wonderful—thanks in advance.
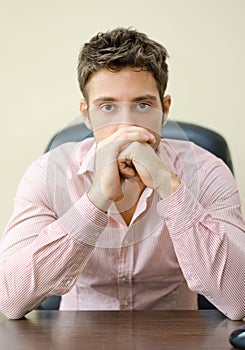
[65,278,73,286]
[188,271,195,280]
[121,276,128,283]
[123,238,129,246]
[123,299,129,306]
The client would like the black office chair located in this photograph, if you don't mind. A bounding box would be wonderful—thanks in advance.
[39,119,234,310]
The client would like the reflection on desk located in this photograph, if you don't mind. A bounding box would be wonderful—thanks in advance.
[0,310,243,350]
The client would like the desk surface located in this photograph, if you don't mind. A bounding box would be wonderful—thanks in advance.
[0,310,243,349]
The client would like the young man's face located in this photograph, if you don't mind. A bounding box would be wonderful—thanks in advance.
[80,67,171,147]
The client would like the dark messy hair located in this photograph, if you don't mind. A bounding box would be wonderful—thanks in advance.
[77,28,169,100]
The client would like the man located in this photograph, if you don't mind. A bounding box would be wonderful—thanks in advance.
[0,28,244,320]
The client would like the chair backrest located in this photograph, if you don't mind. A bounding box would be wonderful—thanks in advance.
[46,120,233,173]
[40,120,233,311]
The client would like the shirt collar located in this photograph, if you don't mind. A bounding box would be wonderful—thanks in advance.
[77,139,96,175]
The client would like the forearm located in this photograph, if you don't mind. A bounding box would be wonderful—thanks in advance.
[158,184,245,320]
[0,194,108,319]
[171,220,245,320]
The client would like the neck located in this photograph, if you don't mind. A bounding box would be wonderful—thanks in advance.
[115,180,146,225]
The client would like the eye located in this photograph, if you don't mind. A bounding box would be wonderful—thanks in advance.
[100,104,116,112]
[139,102,150,110]
[132,102,151,112]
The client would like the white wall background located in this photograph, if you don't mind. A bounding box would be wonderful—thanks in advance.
[0,0,244,236]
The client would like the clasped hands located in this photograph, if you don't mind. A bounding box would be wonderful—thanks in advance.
[87,125,180,212]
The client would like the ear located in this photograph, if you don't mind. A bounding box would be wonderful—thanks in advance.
[162,95,171,125]
[80,99,92,129]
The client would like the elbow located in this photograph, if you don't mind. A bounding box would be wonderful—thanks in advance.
[221,295,245,321]
[1,310,27,320]
[0,283,30,319]
[0,296,29,319]
[216,299,245,321]
[0,267,35,319]
[225,309,245,321]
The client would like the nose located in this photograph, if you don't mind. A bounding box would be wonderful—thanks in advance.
[118,103,134,125]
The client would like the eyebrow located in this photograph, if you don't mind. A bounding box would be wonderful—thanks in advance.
[133,95,157,102]
[92,94,158,104]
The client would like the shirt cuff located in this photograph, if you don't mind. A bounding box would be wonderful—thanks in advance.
[58,193,108,246]
[157,182,204,236]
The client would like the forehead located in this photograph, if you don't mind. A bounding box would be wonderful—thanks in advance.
[86,67,160,103]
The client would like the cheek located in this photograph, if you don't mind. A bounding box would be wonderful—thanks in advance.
[133,109,163,138]
[89,110,120,133]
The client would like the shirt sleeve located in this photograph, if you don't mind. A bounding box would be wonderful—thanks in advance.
[0,154,108,319]
[157,157,245,320]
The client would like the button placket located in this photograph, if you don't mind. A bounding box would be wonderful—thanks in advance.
[118,245,134,310]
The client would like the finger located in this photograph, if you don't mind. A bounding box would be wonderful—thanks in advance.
[118,160,141,182]
[119,163,136,177]
[123,132,155,143]
[98,126,156,149]
[117,125,156,143]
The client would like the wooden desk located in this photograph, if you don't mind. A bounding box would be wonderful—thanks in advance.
[0,310,243,349]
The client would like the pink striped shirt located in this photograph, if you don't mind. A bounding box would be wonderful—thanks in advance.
[0,138,245,320]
